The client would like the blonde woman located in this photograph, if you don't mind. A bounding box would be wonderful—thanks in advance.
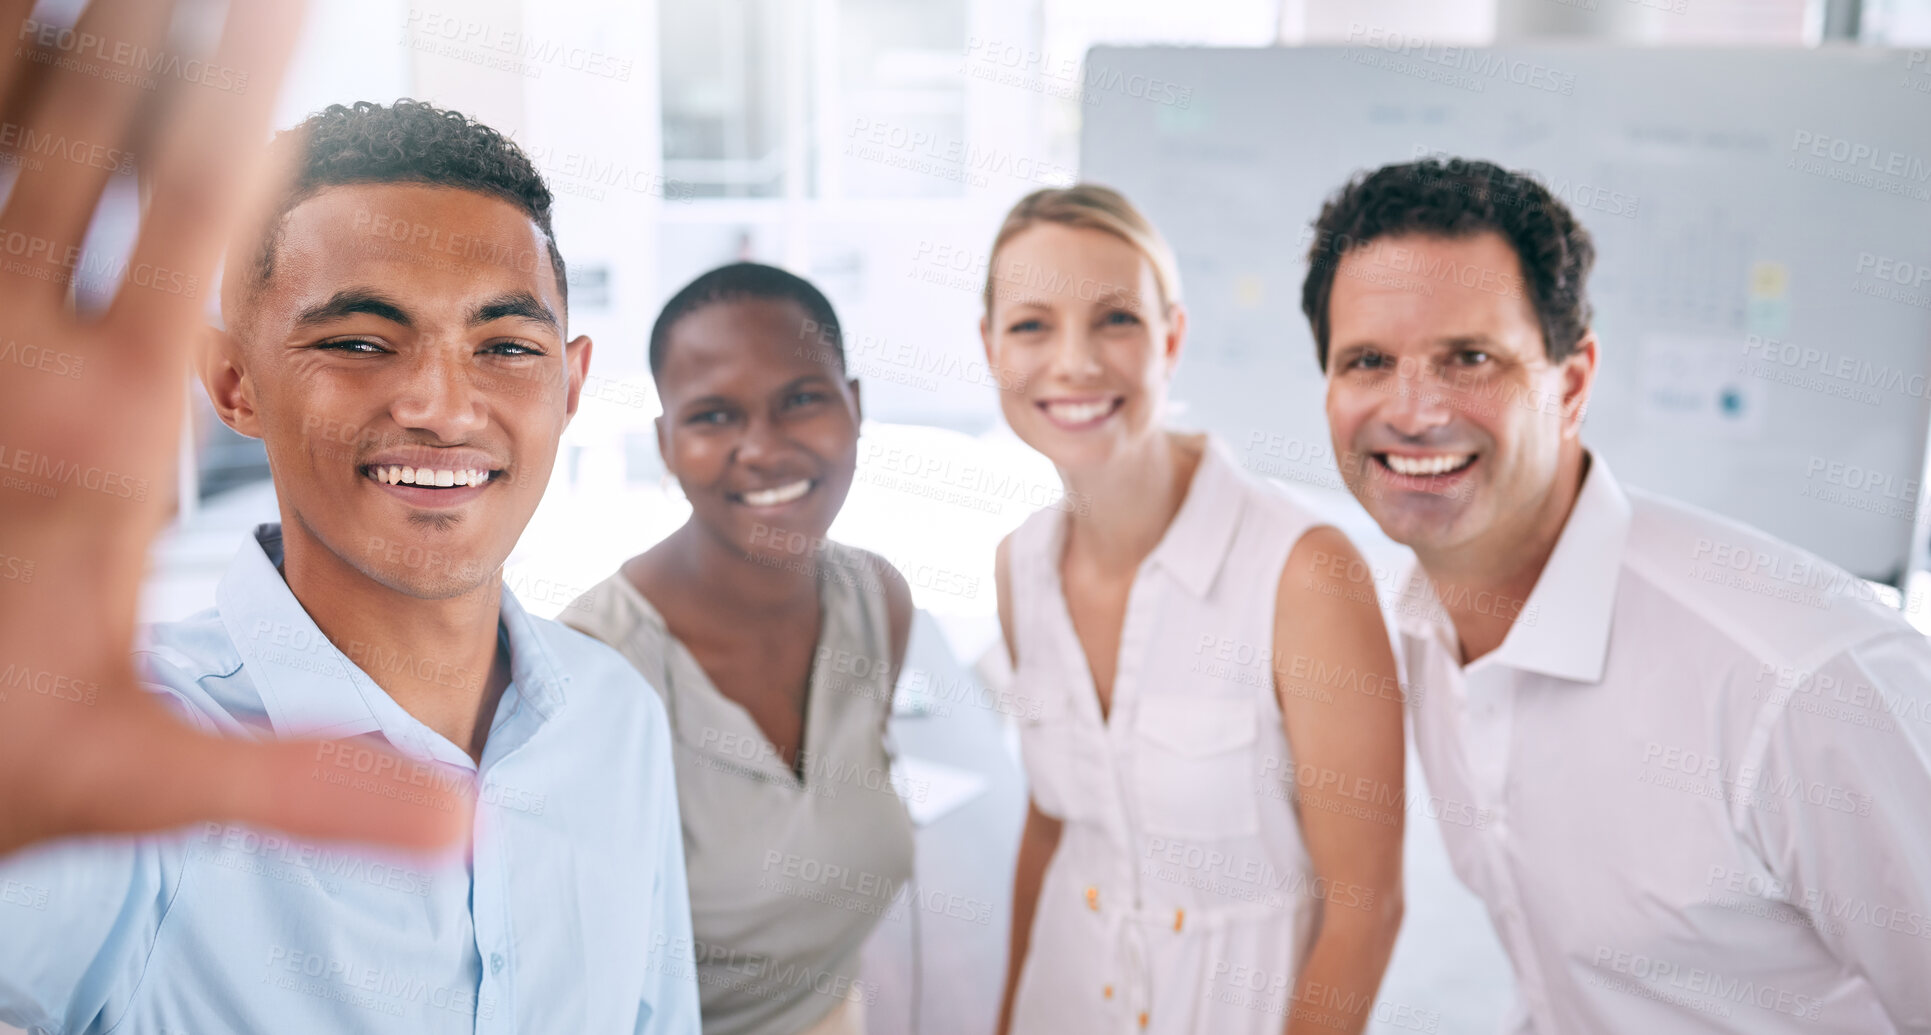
[985,187,1405,1035]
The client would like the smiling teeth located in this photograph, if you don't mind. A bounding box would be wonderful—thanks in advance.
[1384,454,1474,477]
[371,466,491,487]
[741,480,812,506]
[1045,400,1114,424]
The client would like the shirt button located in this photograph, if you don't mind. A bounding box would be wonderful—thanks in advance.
[490,952,505,975]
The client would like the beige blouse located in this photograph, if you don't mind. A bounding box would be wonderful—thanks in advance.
[563,541,914,1035]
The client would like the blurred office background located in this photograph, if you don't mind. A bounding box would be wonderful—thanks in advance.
[69,0,1931,1032]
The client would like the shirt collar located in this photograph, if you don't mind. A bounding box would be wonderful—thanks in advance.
[216,523,568,754]
[1145,435,1246,598]
[1402,453,1631,684]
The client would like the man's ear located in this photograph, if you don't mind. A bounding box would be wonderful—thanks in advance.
[979,313,994,367]
[847,376,863,426]
[199,327,263,440]
[1559,332,1599,438]
[561,334,593,421]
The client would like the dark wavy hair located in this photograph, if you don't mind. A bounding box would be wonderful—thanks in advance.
[649,262,844,381]
[230,99,565,312]
[1300,157,1595,370]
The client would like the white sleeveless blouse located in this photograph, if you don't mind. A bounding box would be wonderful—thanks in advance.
[1006,435,1329,1035]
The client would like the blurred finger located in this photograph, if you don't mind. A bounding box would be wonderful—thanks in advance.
[107,0,304,340]
[0,0,174,302]
[0,0,44,114]
[213,735,475,854]
[47,692,472,853]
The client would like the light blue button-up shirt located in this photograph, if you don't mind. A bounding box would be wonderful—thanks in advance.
[0,525,701,1034]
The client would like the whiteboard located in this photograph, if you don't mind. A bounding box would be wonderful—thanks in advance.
[1080,45,1931,583]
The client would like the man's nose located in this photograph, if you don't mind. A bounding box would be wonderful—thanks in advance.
[391,350,488,441]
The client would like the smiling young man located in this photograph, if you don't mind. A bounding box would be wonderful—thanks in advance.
[0,100,698,1033]
[1305,158,1931,1033]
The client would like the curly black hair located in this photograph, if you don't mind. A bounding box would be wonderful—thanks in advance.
[649,262,845,381]
[231,99,565,313]
[1300,157,1595,370]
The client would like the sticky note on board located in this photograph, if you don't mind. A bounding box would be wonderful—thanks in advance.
[1745,261,1791,335]
[1749,261,1789,300]
[1235,274,1264,309]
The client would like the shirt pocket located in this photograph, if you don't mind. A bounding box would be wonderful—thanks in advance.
[1015,680,1105,825]
[1133,692,1261,840]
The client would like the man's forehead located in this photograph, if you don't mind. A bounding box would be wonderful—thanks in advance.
[268,183,561,318]
[1333,238,1536,329]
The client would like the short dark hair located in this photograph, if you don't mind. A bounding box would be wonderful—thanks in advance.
[229,99,566,316]
[1300,157,1595,370]
[648,262,844,380]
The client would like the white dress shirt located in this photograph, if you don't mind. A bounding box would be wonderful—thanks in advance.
[1398,456,1931,1034]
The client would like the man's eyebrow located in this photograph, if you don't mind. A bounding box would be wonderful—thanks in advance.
[1329,341,1376,363]
[293,290,413,329]
[471,292,559,331]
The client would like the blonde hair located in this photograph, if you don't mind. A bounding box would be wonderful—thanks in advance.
[982,183,1182,315]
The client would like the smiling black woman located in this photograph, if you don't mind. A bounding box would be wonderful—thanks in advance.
[566,262,917,1035]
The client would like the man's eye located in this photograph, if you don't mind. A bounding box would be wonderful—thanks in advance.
[1346,352,1386,370]
[484,340,546,357]
[1008,319,1045,334]
[787,391,827,408]
[1458,350,1490,365]
[688,410,732,426]
[315,339,386,354]
[1102,310,1141,327]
